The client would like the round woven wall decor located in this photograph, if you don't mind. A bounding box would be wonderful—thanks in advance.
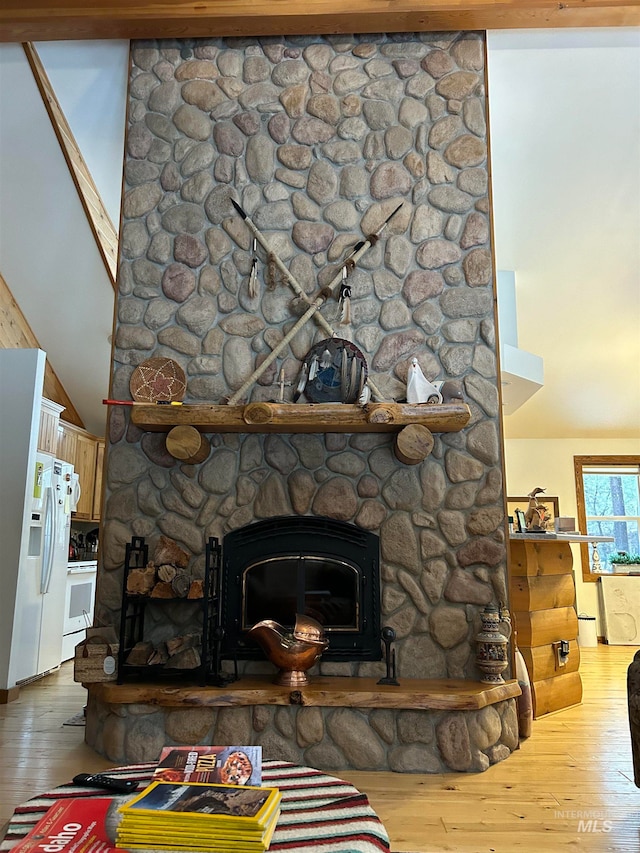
[129,357,186,403]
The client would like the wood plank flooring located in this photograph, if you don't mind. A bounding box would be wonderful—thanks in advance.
[1,644,639,852]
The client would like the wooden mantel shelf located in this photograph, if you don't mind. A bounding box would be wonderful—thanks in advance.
[130,401,471,435]
[91,675,520,711]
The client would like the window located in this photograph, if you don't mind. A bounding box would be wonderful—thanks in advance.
[574,456,640,582]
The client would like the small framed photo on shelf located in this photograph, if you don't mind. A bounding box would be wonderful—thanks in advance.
[514,509,527,534]
[507,496,560,532]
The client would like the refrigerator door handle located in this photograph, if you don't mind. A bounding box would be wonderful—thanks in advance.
[41,486,55,594]
[71,473,82,512]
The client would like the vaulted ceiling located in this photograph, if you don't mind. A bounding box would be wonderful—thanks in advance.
[0,41,127,435]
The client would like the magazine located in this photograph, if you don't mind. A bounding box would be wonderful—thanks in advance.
[8,798,124,853]
[118,829,279,853]
[116,809,280,851]
[152,745,262,786]
[116,781,281,851]
[117,780,280,828]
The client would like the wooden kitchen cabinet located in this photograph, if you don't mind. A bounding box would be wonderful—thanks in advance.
[92,439,105,521]
[38,398,64,454]
[73,431,97,520]
[56,420,77,464]
[57,422,104,522]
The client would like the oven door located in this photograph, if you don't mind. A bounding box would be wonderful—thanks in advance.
[64,564,97,636]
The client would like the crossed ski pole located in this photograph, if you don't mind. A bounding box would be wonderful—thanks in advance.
[227,199,403,406]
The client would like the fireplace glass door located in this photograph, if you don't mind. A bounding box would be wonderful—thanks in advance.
[243,555,359,631]
[221,516,381,661]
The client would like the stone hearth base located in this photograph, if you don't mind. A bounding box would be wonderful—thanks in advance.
[86,677,520,773]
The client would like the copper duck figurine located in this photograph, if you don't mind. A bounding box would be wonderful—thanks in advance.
[247,613,328,687]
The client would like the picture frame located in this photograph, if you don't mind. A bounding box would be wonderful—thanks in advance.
[507,496,560,533]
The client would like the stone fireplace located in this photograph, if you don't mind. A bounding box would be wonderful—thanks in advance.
[88,31,519,773]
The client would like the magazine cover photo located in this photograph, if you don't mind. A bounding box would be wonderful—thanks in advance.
[152,746,262,786]
[121,780,278,822]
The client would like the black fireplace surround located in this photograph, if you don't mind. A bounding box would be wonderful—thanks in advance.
[221,516,381,662]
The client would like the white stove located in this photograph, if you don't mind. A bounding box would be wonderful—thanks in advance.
[61,560,97,661]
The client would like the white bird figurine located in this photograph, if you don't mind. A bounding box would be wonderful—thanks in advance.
[406,357,442,404]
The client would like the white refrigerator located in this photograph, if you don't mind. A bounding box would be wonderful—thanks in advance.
[15,454,74,680]
[0,349,75,693]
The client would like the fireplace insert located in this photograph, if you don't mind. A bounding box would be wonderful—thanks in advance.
[221,516,381,661]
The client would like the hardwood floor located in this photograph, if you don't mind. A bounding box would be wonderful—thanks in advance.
[1,644,639,852]
[0,666,112,828]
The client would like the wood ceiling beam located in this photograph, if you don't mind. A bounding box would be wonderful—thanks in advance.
[0,0,638,42]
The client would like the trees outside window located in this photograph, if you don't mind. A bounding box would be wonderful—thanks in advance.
[575,456,640,582]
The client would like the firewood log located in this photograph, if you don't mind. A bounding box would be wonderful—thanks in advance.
[153,535,190,568]
[150,581,176,598]
[171,571,191,598]
[164,647,201,669]
[125,641,154,665]
[147,643,169,665]
[166,633,200,657]
[126,565,156,595]
[157,564,177,583]
[187,580,204,599]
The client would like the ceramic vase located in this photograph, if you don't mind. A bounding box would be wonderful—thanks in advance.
[475,604,510,684]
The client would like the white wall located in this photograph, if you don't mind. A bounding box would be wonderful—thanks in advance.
[34,41,129,228]
[488,28,640,440]
[504,437,640,631]
[0,44,118,436]
[492,27,640,639]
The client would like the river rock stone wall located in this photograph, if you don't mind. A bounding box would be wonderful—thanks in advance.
[86,694,519,773]
[91,32,514,770]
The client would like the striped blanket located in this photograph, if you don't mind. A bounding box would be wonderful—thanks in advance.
[1,760,390,853]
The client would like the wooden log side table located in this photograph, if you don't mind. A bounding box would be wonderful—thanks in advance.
[0,760,390,853]
[508,533,611,719]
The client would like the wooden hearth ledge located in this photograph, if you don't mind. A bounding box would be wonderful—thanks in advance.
[91,676,520,711]
[131,401,471,435]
